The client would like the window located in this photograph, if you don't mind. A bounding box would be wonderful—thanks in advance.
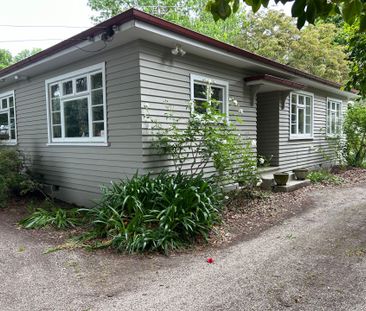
[190,75,228,115]
[327,98,342,136]
[46,63,107,145]
[0,91,17,144]
[290,92,313,139]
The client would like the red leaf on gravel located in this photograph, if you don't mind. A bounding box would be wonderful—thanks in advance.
[207,258,214,264]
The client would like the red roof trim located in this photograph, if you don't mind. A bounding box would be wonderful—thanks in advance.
[244,74,306,90]
[0,8,344,91]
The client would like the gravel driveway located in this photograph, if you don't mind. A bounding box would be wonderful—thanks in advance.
[1,183,366,311]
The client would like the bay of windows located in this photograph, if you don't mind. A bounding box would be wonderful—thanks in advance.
[46,63,106,144]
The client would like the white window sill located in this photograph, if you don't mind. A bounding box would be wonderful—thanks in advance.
[0,141,17,146]
[47,142,110,147]
[289,135,313,141]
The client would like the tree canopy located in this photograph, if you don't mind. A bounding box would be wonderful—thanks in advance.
[0,48,41,70]
[207,0,366,31]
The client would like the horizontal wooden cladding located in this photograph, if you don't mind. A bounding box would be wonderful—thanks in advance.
[3,42,145,199]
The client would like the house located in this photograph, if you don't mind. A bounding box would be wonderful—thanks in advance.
[0,9,357,207]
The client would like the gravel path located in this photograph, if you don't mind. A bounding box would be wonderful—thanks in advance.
[1,183,366,311]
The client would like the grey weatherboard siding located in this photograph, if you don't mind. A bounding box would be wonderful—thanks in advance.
[0,38,349,207]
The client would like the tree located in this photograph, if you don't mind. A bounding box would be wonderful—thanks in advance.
[13,48,42,63]
[238,10,349,83]
[206,0,366,31]
[0,49,12,70]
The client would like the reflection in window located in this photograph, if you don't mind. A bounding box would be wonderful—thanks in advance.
[0,93,16,143]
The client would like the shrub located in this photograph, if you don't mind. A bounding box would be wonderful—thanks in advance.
[147,97,259,188]
[343,102,366,167]
[83,171,223,254]
[307,170,343,185]
[19,201,83,229]
[0,147,37,207]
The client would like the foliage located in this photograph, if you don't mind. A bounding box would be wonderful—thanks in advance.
[239,10,349,83]
[307,170,343,185]
[343,102,366,167]
[19,201,83,229]
[148,99,258,187]
[257,154,272,167]
[13,48,42,63]
[206,0,366,31]
[0,148,38,207]
[82,171,223,254]
[0,49,12,70]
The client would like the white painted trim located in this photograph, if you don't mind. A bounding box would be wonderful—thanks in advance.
[46,142,110,147]
[45,62,108,145]
[289,91,315,140]
[0,90,17,145]
[326,97,343,137]
[190,74,229,116]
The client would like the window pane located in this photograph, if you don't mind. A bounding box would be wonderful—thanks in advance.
[92,106,104,121]
[53,125,61,138]
[211,87,223,101]
[213,101,223,113]
[91,89,103,106]
[52,98,60,111]
[51,84,60,98]
[332,102,336,110]
[291,124,297,134]
[91,72,103,89]
[0,113,9,140]
[9,96,14,107]
[9,108,14,118]
[331,112,336,133]
[64,98,89,137]
[52,112,61,125]
[194,100,206,114]
[291,94,297,104]
[76,77,88,93]
[291,104,296,115]
[298,108,304,134]
[93,122,104,137]
[2,98,7,109]
[194,83,207,99]
[10,129,16,140]
[299,95,304,106]
[63,81,73,95]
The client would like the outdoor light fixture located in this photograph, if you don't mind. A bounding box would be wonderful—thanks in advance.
[171,44,186,56]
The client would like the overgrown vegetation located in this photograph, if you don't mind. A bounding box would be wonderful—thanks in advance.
[307,170,343,185]
[80,171,223,253]
[0,148,38,207]
[19,201,83,229]
[343,102,366,167]
[148,97,259,188]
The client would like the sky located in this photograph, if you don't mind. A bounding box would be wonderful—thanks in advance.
[0,0,292,55]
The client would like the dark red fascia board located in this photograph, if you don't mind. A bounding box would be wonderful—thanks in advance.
[0,8,348,92]
[244,74,306,90]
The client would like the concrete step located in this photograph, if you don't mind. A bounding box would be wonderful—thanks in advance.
[273,179,311,193]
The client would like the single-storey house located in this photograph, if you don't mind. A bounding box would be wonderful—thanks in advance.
[0,9,357,206]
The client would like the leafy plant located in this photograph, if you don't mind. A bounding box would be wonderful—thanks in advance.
[307,170,343,185]
[82,171,223,254]
[343,102,366,167]
[19,201,84,229]
[0,147,38,207]
[147,96,258,188]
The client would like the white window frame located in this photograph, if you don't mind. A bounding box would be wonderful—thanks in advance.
[0,90,17,145]
[190,74,229,116]
[289,91,314,140]
[45,63,107,146]
[326,97,343,137]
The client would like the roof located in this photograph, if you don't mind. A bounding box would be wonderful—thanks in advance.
[0,8,352,93]
[244,74,306,90]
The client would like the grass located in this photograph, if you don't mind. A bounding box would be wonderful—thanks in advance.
[307,170,344,185]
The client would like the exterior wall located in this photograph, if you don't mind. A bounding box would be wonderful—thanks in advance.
[0,42,143,207]
[278,88,348,171]
[138,40,257,175]
[257,92,280,166]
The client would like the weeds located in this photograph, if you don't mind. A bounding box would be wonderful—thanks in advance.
[307,170,343,185]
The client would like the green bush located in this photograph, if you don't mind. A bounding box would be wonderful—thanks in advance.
[307,170,343,185]
[0,148,37,207]
[19,201,83,229]
[83,171,223,254]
